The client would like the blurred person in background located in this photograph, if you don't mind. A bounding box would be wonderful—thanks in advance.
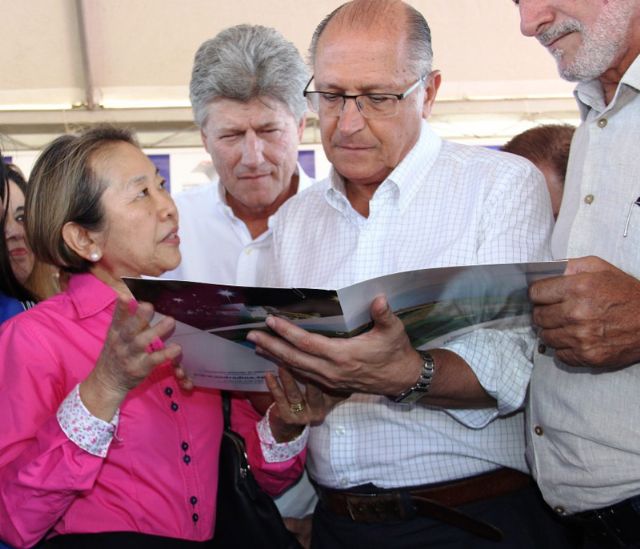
[502,124,575,219]
[0,153,36,323]
[2,162,34,288]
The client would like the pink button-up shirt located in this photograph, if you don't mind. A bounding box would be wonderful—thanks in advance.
[0,273,304,547]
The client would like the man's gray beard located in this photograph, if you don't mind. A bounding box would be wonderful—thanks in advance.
[557,38,619,82]
[539,3,634,82]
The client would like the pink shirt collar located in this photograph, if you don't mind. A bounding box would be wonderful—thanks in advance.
[66,272,118,319]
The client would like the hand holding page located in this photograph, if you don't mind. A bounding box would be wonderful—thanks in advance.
[124,260,567,391]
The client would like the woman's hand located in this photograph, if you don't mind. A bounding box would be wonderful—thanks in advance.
[265,368,348,443]
[173,363,194,392]
[80,297,182,421]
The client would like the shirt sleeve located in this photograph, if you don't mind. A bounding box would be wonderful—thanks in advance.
[439,159,553,428]
[440,325,537,427]
[0,318,107,548]
[256,403,309,462]
[229,396,307,497]
[57,384,119,458]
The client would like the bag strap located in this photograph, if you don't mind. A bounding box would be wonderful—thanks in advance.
[221,391,231,432]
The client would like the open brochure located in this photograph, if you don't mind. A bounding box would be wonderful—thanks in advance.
[124,260,567,391]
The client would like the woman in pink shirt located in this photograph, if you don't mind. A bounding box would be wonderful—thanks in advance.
[0,126,313,548]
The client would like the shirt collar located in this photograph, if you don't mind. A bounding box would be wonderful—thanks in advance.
[389,120,442,211]
[67,272,118,319]
[325,120,442,213]
[574,53,640,119]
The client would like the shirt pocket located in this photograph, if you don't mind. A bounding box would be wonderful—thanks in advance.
[617,190,640,278]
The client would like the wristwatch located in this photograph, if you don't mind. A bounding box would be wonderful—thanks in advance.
[390,350,436,404]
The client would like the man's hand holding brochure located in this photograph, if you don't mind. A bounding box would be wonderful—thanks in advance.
[125,260,566,392]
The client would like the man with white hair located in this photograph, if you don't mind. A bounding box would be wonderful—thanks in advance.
[516,1,640,546]
[166,24,314,286]
[163,24,317,545]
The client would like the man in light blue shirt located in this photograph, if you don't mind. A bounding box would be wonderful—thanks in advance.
[517,1,640,547]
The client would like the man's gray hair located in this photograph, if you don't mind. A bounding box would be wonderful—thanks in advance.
[190,24,309,127]
[309,0,433,77]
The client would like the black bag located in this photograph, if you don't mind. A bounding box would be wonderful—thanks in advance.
[214,392,302,549]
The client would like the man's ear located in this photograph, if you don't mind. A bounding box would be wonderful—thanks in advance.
[422,70,442,119]
[200,128,211,154]
[62,221,101,262]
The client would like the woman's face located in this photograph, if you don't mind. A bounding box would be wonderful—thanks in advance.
[90,142,180,280]
[3,180,35,285]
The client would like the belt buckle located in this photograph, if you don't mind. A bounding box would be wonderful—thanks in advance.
[345,492,408,523]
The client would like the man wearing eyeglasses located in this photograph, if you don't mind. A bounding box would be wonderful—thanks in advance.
[248,1,574,547]
[515,1,640,547]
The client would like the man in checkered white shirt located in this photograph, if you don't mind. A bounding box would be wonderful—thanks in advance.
[248,1,574,547]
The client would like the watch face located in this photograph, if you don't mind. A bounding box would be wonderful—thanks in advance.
[394,389,425,405]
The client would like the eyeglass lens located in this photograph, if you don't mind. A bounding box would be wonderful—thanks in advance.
[308,94,399,118]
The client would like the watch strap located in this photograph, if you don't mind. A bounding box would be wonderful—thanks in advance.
[390,350,436,404]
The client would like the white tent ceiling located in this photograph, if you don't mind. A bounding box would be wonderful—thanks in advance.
[0,0,578,152]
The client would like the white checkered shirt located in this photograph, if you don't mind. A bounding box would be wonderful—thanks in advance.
[263,121,553,489]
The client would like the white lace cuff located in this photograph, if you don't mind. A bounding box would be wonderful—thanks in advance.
[57,384,119,458]
[257,404,308,463]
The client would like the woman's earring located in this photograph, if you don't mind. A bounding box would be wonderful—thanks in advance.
[89,251,101,262]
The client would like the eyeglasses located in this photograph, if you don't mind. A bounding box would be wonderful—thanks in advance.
[303,75,426,119]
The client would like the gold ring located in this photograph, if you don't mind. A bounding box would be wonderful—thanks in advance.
[289,402,305,414]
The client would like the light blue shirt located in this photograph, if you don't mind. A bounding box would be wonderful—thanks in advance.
[528,54,640,514]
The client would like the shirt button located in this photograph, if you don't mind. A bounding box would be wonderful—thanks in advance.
[538,343,547,354]
[597,118,607,128]
[164,387,173,396]
[245,248,253,255]
[584,194,595,205]
[340,478,349,487]
[534,425,544,436]
[192,513,199,523]
[183,454,191,464]
[335,426,346,436]
[190,496,198,505]
[171,402,179,411]
[554,506,566,515]
[181,441,189,451]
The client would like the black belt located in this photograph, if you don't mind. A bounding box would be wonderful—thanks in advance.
[565,496,640,547]
[317,468,532,542]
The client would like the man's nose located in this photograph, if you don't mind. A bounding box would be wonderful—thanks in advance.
[518,0,555,38]
[337,97,367,135]
[241,131,265,167]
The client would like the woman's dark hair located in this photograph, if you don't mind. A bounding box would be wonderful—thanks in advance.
[1,153,35,301]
